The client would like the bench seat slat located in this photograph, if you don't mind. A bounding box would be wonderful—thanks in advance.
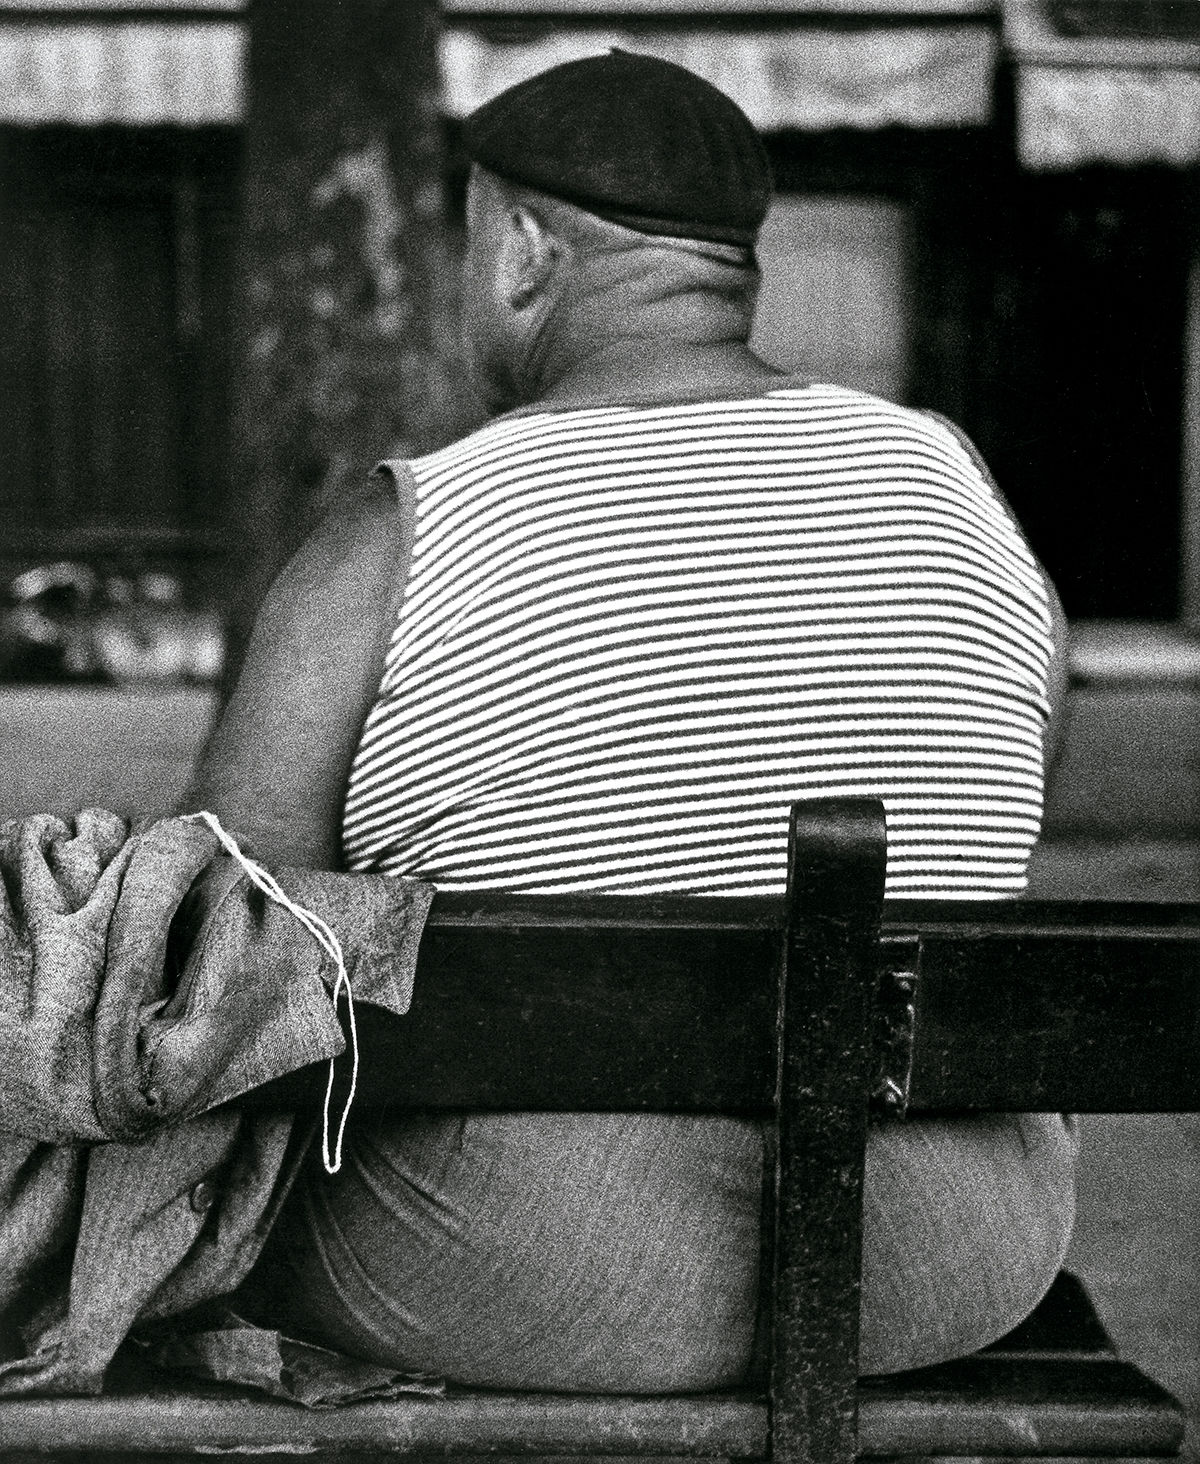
[0,1287,1176,1464]
[0,1390,765,1458]
[859,1359,1185,1458]
[0,1360,1181,1459]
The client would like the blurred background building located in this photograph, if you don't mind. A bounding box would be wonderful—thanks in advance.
[3,0,1198,622]
[0,0,1196,1450]
[1,0,1197,893]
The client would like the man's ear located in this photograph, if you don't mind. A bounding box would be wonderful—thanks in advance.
[503,205,561,310]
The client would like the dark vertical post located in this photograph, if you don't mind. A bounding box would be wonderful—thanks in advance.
[771,797,887,1464]
[1182,175,1200,630]
[229,0,456,675]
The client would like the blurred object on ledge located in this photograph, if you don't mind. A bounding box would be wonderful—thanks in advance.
[1,562,98,682]
[90,571,225,685]
[1,561,225,687]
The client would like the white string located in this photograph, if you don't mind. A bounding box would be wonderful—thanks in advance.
[183,811,358,1174]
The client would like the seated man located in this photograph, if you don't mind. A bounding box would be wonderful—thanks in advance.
[195,51,1077,1392]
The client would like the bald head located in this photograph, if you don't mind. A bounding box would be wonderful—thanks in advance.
[497,174,755,271]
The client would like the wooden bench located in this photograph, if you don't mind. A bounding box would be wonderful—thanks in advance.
[1,797,1196,1462]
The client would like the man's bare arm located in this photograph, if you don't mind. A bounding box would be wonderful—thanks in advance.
[184,471,409,870]
[1043,571,1070,772]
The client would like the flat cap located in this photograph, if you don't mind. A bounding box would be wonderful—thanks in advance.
[464,50,771,248]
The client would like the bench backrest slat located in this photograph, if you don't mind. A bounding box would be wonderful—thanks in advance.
[907,925,1200,1111]
[251,891,1200,1118]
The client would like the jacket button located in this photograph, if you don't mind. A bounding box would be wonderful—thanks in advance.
[189,1179,217,1214]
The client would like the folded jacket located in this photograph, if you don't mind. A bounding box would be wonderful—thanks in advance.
[0,809,433,1398]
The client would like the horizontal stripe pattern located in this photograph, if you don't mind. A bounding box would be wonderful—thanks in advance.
[342,385,1051,897]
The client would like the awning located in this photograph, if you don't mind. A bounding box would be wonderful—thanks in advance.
[0,19,243,124]
[1004,0,1200,168]
[0,2,998,132]
[439,22,1000,131]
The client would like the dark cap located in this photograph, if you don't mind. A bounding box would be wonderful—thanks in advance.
[463,50,771,248]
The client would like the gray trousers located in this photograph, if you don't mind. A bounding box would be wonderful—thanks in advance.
[247,1111,1079,1391]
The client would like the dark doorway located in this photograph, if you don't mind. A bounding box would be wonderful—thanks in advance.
[964,167,1188,621]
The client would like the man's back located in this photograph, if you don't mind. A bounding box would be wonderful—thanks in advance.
[344,383,1052,898]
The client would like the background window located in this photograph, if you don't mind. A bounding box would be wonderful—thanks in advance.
[0,128,239,612]
[751,194,912,405]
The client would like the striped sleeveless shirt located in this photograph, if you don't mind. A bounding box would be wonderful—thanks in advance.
[342,384,1052,898]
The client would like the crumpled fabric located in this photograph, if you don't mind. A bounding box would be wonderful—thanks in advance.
[0,809,434,1402]
[135,1311,444,1409]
